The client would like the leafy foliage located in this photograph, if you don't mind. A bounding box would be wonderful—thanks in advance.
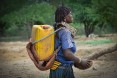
[1,2,55,36]
[0,0,117,38]
[92,0,117,31]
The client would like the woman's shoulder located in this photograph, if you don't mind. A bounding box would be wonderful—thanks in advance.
[59,27,71,34]
[57,27,71,39]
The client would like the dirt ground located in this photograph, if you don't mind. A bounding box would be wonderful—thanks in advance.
[0,34,117,78]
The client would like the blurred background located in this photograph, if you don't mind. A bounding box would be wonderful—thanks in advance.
[0,0,117,78]
[0,0,117,41]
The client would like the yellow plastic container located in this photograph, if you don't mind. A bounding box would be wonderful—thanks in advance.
[31,25,54,61]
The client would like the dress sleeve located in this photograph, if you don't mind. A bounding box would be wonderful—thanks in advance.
[59,29,73,50]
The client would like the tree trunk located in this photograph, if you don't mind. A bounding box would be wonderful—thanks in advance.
[83,20,98,37]
[84,44,117,60]
[84,21,90,37]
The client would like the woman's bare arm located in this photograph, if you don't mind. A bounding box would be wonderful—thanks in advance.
[63,49,81,63]
[63,49,92,69]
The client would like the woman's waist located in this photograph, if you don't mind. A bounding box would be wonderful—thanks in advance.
[56,57,74,65]
[52,60,73,70]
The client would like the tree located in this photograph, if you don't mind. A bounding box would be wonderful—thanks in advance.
[67,0,117,37]
[69,3,99,37]
[1,2,55,37]
[92,0,117,32]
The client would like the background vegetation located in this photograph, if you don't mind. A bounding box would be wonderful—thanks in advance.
[0,0,117,41]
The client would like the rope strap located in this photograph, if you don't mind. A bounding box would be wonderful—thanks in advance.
[54,46,61,55]
[32,27,63,44]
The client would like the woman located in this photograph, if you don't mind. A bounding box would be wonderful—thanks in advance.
[26,6,92,78]
[49,6,92,78]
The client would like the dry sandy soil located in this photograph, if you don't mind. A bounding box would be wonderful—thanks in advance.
[0,35,117,78]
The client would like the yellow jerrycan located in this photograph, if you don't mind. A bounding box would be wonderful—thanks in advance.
[31,25,54,61]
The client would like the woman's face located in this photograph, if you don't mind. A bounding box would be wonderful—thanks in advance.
[64,12,73,23]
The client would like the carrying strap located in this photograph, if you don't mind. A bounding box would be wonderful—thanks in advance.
[54,46,61,55]
[32,27,63,44]
[28,44,61,71]
[27,27,63,71]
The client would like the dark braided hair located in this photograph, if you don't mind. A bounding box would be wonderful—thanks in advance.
[55,6,71,23]
[54,6,71,30]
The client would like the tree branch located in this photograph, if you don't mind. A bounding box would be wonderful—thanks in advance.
[84,44,117,60]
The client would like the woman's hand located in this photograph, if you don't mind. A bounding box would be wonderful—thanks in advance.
[74,59,93,70]
[63,49,93,70]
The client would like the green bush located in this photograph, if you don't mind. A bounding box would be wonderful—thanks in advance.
[1,2,55,37]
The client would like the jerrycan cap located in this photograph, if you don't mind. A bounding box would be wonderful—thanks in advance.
[42,25,50,29]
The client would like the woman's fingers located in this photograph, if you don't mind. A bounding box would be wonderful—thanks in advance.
[89,61,93,67]
[81,59,93,69]
[86,60,93,69]
[83,59,89,67]
[86,61,90,67]
[80,59,88,69]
